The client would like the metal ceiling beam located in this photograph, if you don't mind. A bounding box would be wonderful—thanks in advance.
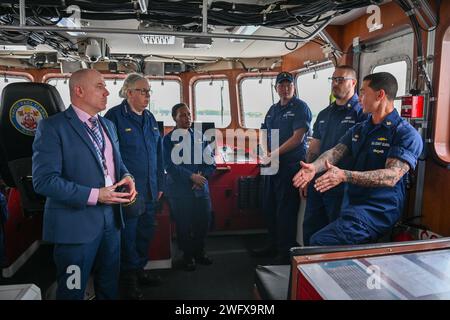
[0,19,332,43]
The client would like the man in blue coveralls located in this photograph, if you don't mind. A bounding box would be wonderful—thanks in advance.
[302,65,367,246]
[105,73,164,299]
[293,72,423,245]
[255,71,312,264]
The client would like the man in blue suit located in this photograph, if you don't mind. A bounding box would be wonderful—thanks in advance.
[32,69,137,300]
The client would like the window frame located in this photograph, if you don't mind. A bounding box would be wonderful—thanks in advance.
[237,72,278,129]
[192,75,231,129]
[294,60,335,77]
[145,75,182,97]
[0,70,34,85]
[43,74,182,115]
[145,75,182,125]
[369,55,412,99]
[294,61,335,134]
[44,73,129,109]
[294,60,335,95]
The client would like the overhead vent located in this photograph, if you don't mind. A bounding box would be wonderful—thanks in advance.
[139,35,176,45]
[183,37,212,49]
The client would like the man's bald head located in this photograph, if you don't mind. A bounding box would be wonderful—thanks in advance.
[69,69,101,99]
[68,68,109,116]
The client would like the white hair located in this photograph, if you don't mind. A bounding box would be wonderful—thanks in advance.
[119,73,147,98]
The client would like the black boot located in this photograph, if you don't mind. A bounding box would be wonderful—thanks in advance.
[137,269,163,287]
[195,253,213,265]
[119,271,144,300]
[182,256,196,271]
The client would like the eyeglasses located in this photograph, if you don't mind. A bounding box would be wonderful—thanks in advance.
[132,88,151,96]
[328,77,355,84]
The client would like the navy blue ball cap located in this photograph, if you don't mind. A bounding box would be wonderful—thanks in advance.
[276,72,294,84]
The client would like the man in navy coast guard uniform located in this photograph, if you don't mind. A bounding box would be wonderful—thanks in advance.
[255,71,312,264]
[293,72,423,245]
[163,103,216,271]
[105,73,164,299]
[302,65,367,246]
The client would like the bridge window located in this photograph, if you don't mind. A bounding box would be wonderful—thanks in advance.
[0,73,33,98]
[239,76,277,128]
[295,64,335,132]
[45,76,180,122]
[46,77,71,107]
[372,59,409,114]
[46,76,89,109]
[104,78,125,112]
[46,76,125,114]
[148,78,181,125]
[193,78,231,128]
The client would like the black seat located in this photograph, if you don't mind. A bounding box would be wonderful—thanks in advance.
[0,82,65,215]
[254,265,290,300]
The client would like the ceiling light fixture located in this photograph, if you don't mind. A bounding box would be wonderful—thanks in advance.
[229,26,260,43]
[183,37,212,49]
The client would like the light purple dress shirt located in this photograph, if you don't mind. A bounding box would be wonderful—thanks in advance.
[72,105,116,205]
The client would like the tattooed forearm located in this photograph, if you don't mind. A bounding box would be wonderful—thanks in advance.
[343,158,410,187]
[313,143,348,173]
[344,170,353,183]
[306,151,319,163]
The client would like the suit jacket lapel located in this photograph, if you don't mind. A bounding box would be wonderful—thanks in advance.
[65,106,104,173]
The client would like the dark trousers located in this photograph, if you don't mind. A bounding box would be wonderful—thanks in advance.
[121,201,156,272]
[302,183,344,246]
[261,165,300,258]
[310,213,376,246]
[53,206,120,300]
[169,196,211,259]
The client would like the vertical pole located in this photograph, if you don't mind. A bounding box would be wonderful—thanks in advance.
[19,0,26,26]
[202,0,208,34]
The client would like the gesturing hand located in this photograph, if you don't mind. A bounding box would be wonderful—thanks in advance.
[292,161,316,189]
[314,161,345,193]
